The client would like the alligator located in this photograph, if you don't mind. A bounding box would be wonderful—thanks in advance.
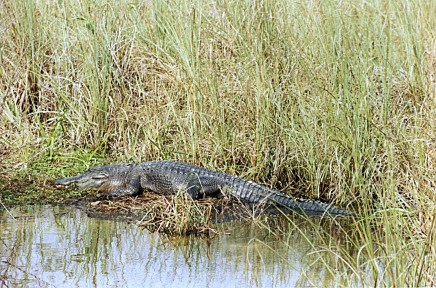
[55,160,356,217]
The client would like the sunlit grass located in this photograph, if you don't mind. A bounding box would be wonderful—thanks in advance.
[0,0,435,286]
[136,192,218,235]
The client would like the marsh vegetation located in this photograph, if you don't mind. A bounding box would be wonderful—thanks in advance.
[0,0,435,286]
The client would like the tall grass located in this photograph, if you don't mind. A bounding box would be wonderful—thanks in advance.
[1,0,435,286]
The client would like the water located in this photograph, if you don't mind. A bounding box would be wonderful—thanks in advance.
[0,205,355,287]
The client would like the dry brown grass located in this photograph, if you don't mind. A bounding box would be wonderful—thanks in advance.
[1,0,435,285]
[70,192,245,235]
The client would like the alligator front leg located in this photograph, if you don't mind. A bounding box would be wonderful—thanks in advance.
[103,185,141,197]
[101,176,142,197]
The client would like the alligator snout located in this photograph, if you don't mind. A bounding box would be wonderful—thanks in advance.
[55,175,85,186]
[54,172,109,189]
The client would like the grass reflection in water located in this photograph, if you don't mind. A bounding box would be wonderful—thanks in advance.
[1,205,361,287]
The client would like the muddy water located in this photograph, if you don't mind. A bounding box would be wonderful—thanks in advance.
[0,205,355,287]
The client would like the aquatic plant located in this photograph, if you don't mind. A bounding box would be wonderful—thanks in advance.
[0,0,434,286]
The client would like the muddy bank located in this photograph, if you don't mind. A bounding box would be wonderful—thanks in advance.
[64,192,292,235]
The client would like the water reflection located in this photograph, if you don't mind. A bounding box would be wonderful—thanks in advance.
[1,205,355,287]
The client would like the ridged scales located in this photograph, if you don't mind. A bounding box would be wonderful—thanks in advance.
[55,160,356,217]
[141,161,355,216]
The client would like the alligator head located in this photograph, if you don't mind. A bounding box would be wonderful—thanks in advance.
[54,164,134,193]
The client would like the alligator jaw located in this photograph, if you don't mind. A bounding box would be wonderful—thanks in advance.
[54,171,108,189]
[54,174,86,186]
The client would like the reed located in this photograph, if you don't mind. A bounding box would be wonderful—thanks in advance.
[0,0,434,286]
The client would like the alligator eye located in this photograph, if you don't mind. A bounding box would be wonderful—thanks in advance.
[89,166,102,172]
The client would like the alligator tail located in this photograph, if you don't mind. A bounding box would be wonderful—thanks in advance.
[269,192,356,217]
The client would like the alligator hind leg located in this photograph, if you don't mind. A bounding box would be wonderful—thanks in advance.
[186,176,222,199]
